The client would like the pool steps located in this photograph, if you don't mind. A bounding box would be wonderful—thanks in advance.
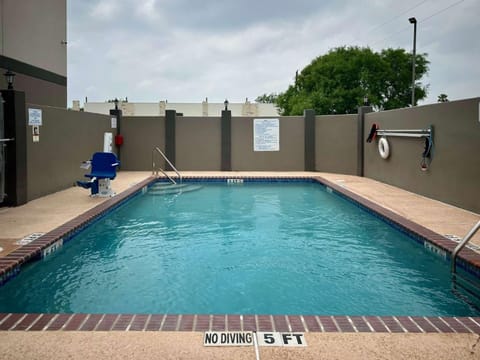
[148,183,202,196]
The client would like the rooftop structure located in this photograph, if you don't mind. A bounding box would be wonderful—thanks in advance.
[78,99,279,117]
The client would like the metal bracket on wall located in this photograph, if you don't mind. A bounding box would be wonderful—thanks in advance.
[376,128,431,138]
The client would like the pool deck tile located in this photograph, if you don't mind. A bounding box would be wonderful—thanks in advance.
[0,313,25,330]
[257,315,273,332]
[317,316,339,332]
[161,314,179,331]
[112,314,134,331]
[193,315,210,332]
[211,315,226,331]
[80,314,105,331]
[178,315,195,332]
[426,317,454,333]
[303,316,322,332]
[144,314,163,331]
[287,315,305,332]
[349,316,372,332]
[459,317,480,333]
[94,314,118,331]
[365,316,390,333]
[273,315,289,332]
[10,313,42,331]
[333,316,356,332]
[226,315,241,331]
[242,315,256,331]
[396,316,423,333]
[129,314,149,331]
[64,314,89,331]
[28,314,56,331]
[47,314,73,331]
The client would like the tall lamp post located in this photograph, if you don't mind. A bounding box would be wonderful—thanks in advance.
[409,17,417,106]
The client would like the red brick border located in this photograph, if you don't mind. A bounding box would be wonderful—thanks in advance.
[0,313,479,333]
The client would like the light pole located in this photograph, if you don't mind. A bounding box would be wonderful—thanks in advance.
[409,17,417,106]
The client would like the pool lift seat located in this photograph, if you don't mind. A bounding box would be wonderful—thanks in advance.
[76,152,120,197]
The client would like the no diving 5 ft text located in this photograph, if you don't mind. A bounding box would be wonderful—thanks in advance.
[204,332,307,347]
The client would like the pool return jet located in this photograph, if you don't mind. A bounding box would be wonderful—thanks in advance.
[76,152,120,197]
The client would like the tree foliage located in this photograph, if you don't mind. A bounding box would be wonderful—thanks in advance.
[274,46,429,115]
[255,93,278,103]
[437,93,449,102]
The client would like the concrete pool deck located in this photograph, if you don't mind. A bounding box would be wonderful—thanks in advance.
[1,171,480,359]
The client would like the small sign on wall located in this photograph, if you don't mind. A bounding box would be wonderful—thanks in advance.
[111,117,117,129]
[28,108,42,126]
[253,118,280,151]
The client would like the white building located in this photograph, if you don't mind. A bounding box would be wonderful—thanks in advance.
[78,99,279,117]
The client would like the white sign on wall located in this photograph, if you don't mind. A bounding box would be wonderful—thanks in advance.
[28,108,42,126]
[253,118,280,151]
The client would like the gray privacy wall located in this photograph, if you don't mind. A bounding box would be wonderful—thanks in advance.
[315,114,358,175]
[364,97,480,213]
[121,116,165,170]
[12,96,480,214]
[232,116,304,171]
[176,116,221,171]
[25,105,112,201]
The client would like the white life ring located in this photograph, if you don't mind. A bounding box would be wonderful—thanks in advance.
[378,137,390,159]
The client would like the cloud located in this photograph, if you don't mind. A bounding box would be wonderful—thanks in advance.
[67,0,480,105]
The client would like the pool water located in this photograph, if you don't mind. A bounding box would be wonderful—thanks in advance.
[0,182,478,315]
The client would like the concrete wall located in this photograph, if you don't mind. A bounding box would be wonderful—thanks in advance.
[1,0,67,76]
[121,116,165,171]
[231,116,304,171]
[0,0,67,107]
[176,117,221,170]
[0,70,66,108]
[26,105,111,201]
[364,97,480,213]
[315,114,358,175]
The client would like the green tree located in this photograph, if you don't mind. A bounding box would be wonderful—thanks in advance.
[437,93,449,102]
[275,46,429,115]
[255,93,278,103]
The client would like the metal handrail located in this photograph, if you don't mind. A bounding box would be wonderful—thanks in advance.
[376,129,431,138]
[451,220,480,275]
[152,147,182,184]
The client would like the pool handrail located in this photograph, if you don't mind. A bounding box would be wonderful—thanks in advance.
[152,147,182,184]
[451,220,480,275]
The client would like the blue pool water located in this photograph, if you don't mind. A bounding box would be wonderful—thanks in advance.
[0,181,478,315]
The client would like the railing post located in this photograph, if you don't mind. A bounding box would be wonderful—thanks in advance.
[304,109,315,171]
[221,109,231,171]
[165,109,176,171]
[357,105,373,177]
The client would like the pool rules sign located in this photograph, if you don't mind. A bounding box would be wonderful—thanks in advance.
[203,332,307,347]
[253,118,280,151]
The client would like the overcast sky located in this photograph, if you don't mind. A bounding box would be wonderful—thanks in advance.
[67,0,479,106]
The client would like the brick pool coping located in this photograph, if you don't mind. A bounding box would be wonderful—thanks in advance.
[1,313,480,333]
[1,174,480,333]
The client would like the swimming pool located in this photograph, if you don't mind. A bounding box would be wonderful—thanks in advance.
[0,180,478,316]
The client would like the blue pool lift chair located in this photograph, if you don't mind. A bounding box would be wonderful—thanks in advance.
[76,152,120,197]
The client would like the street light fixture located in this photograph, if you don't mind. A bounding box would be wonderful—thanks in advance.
[224,99,229,111]
[409,17,417,106]
[4,70,15,90]
[114,98,119,110]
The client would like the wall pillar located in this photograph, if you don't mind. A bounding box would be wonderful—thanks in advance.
[357,105,373,176]
[304,109,316,171]
[165,109,176,170]
[1,90,27,206]
[221,110,232,171]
